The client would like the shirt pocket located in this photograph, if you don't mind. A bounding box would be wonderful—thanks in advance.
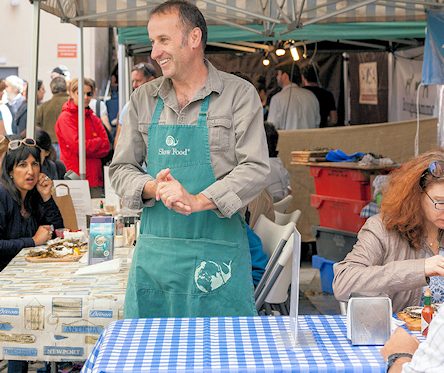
[207,117,232,152]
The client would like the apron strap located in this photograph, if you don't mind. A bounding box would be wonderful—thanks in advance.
[151,95,210,127]
[197,95,210,127]
[151,98,165,126]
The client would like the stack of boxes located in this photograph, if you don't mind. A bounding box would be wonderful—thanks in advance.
[309,166,372,293]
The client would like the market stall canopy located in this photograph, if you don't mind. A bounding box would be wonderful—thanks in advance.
[39,0,443,29]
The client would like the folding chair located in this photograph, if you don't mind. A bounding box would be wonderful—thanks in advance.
[273,194,293,213]
[255,228,301,315]
[274,209,301,226]
[253,214,294,257]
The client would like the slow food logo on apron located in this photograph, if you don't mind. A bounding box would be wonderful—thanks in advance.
[159,135,191,156]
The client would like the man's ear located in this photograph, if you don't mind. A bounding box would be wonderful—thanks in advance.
[189,27,202,49]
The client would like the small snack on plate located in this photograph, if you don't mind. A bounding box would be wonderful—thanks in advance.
[397,304,441,331]
[27,238,88,259]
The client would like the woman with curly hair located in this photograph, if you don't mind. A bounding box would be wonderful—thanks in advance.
[333,150,444,312]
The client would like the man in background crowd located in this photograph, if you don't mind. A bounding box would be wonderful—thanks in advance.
[301,64,337,127]
[267,64,320,130]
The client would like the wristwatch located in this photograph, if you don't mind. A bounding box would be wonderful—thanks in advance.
[386,352,413,372]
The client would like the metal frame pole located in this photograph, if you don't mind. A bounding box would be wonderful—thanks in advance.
[78,21,86,179]
[26,0,41,139]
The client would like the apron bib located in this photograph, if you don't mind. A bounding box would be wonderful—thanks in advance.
[124,96,256,318]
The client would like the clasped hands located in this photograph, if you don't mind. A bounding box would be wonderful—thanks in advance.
[154,168,196,215]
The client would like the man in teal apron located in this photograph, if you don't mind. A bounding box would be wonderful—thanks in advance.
[110,0,270,318]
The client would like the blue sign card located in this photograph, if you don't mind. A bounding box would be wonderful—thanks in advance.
[422,10,444,85]
[88,216,114,265]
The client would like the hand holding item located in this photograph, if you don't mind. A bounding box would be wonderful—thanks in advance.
[380,327,419,360]
[424,255,444,277]
[32,225,53,246]
[155,168,192,215]
[36,173,53,202]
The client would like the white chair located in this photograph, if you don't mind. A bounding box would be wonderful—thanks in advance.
[273,194,294,213]
[253,214,294,257]
[274,209,301,226]
[255,229,301,315]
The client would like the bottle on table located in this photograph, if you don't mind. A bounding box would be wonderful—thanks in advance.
[421,287,434,337]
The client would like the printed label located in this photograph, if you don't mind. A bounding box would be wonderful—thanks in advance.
[44,346,84,356]
[4,347,37,357]
[62,325,103,334]
[89,310,113,318]
[0,307,19,316]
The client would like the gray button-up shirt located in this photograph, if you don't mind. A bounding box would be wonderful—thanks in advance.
[110,61,270,218]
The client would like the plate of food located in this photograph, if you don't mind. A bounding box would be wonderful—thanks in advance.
[397,304,441,331]
[25,238,88,263]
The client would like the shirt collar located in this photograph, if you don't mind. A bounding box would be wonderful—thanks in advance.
[155,59,223,103]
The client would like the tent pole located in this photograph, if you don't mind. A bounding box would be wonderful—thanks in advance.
[387,48,394,122]
[118,44,126,113]
[78,21,86,180]
[26,0,41,139]
[343,52,350,125]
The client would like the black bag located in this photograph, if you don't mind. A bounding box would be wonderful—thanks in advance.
[96,99,114,166]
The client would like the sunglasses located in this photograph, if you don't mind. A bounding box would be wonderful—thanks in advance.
[134,63,156,77]
[420,161,444,189]
[8,138,37,151]
[75,90,93,97]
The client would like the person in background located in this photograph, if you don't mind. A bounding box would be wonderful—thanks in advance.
[35,128,66,180]
[0,80,7,136]
[113,62,157,146]
[301,64,337,127]
[36,77,69,145]
[55,78,110,198]
[88,78,112,134]
[14,80,45,135]
[110,0,270,318]
[381,304,444,372]
[333,150,444,312]
[264,122,291,202]
[3,75,25,135]
[267,64,320,130]
[50,65,71,82]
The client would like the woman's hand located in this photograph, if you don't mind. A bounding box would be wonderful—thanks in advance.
[425,255,444,277]
[32,225,53,246]
[36,173,53,202]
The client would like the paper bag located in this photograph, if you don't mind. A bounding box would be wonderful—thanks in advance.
[52,184,78,231]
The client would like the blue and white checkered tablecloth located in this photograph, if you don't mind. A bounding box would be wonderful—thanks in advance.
[81,315,391,373]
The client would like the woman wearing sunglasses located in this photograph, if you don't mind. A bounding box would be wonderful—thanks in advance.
[0,138,64,271]
[333,150,444,312]
[55,78,110,197]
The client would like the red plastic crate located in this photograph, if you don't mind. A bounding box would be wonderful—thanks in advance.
[310,194,368,233]
[310,166,371,200]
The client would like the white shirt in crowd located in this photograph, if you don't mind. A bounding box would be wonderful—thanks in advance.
[267,157,291,202]
[89,98,108,117]
[268,83,320,130]
[402,305,444,372]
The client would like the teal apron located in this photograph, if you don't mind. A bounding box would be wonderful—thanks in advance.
[124,95,256,318]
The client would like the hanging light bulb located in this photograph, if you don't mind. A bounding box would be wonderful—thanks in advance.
[275,41,286,57]
[275,48,285,57]
[290,45,300,61]
[262,57,270,66]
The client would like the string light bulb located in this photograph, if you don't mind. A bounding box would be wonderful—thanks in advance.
[276,48,285,56]
[262,57,270,66]
[290,45,300,61]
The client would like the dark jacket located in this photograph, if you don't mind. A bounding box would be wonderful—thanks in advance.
[36,92,69,142]
[13,100,27,135]
[0,184,64,271]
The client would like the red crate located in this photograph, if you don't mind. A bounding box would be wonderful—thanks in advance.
[310,194,368,233]
[310,166,371,201]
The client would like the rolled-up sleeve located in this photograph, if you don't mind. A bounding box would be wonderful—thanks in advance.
[109,92,154,210]
[201,83,270,218]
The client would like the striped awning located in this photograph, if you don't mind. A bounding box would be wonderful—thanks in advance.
[39,1,442,30]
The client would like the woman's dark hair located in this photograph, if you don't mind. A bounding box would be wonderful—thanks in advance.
[264,122,279,157]
[35,128,52,152]
[1,144,42,210]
